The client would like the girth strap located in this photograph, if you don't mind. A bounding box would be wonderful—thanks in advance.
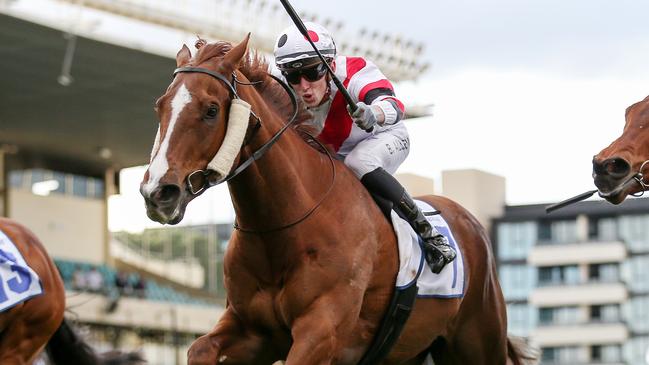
[357,284,419,365]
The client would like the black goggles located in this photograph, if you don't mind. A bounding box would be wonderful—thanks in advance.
[282,63,328,85]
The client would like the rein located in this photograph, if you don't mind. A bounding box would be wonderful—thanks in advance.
[234,133,337,234]
[172,66,337,233]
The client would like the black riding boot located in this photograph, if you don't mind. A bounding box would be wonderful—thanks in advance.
[361,168,457,274]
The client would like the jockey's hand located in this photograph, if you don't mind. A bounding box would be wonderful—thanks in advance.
[348,102,378,131]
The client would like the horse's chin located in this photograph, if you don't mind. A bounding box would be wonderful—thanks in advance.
[601,192,628,205]
[145,204,186,225]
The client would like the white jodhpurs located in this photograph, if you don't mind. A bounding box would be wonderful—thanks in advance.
[343,123,410,179]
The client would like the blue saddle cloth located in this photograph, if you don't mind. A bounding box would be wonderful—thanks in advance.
[0,229,43,312]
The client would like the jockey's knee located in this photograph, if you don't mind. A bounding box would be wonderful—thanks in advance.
[344,154,378,179]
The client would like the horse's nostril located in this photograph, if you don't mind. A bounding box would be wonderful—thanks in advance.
[606,158,631,178]
[154,184,181,204]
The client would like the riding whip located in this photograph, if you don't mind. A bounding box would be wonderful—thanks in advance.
[545,189,598,213]
[279,0,373,132]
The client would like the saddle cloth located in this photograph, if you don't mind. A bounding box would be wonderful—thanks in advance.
[0,229,43,311]
[393,200,466,298]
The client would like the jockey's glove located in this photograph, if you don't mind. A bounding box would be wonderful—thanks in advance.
[348,102,381,130]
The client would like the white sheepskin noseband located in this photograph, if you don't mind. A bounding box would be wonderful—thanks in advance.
[207,98,251,181]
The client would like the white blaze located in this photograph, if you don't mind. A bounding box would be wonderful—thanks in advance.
[143,83,191,195]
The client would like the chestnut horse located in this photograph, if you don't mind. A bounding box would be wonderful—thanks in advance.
[593,95,649,204]
[140,36,536,364]
[0,218,144,365]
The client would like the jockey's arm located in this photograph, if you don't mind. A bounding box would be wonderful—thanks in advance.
[363,88,404,126]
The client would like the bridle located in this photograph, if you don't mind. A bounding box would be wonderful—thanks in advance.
[173,66,277,194]
[171,66,337,233]
[599,159,649,198]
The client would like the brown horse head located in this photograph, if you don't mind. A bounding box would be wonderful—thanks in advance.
[593,95,649,204]
[140,36,251,224]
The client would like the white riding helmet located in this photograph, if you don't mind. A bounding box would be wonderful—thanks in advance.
[274,22,336,71]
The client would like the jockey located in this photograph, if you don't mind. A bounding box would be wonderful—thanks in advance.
[273,22,456,274]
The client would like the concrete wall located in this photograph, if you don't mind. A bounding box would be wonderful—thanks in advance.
[395,173,435,197]
[8,189,106,263]
[67,291,224,334]
[441,169,506,230]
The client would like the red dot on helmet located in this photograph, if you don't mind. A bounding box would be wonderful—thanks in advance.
[305,30,319,42]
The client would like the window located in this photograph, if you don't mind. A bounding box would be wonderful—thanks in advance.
[92,179,105,199]
[591,304,620,323]
[8,170,25,189]
[499,264,536,300]
[30,169,45,184]
[9,168,103,199]
[538,219,578,244]
[626,336,649,365]
[496,222,537,260]
[589,216,618,241]
[624,255,649,292]
[538,265,580,286]
[588,263,619,283]
[542,346,584,363]
[52,171,66,194]
[538,306,580,325]
[551,220,578,243]
[619,214,649,253]
[625,295,649,332]
[72,175,88,197]
[594,344,622,362]
[506,303,536,336]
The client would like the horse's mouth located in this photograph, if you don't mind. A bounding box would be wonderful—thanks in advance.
[595,175,638,205]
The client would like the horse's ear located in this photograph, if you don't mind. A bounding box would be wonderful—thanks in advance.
[222,33,250,70]
[176,44,192,67]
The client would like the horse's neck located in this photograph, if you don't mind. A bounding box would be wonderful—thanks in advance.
[228,88,332,232]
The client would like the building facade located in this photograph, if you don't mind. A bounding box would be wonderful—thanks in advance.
[494,198,649,365]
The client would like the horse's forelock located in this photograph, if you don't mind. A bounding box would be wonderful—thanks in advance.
[193,41,233,66]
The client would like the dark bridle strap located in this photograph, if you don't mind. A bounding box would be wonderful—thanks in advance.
[173,67,239,96]
[233,131,337,234]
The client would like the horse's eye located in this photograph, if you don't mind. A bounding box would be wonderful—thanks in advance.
[205,105,219,119]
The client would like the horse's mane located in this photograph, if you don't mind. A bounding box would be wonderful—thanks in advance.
[192,40,319,138]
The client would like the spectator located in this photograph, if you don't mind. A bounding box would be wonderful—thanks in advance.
[133,275,147,299]
[114,271,131,296]
[86,267,104,294]
[72,266,87,291]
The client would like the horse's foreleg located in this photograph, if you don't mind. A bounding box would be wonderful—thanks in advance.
[284,293,365,365]
[284,311,338,365]
[187,308,276,365]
